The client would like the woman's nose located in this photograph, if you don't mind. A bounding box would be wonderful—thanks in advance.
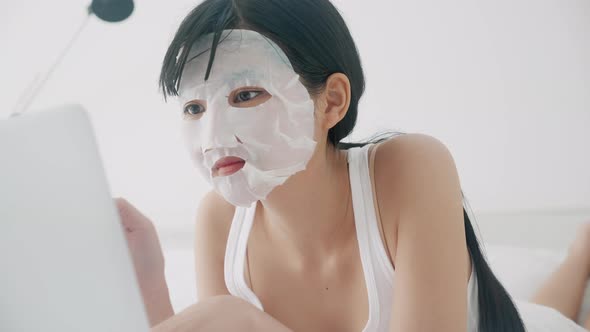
[200,115,243,151]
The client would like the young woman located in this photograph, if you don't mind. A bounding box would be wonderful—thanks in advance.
[116,0,589,331]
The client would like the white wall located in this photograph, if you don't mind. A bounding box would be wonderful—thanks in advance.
[1,0,588,245]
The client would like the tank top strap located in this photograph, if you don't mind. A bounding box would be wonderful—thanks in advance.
[347,144,384,331]
[223,203,264,310]
[348,142,402,331]
[347,144,395,281]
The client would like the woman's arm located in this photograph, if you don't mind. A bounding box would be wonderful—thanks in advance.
[151,295,293,332]
[141,278,175,327]
[114,198,175,326]
[374,134,471,332]
[193,191,236,298]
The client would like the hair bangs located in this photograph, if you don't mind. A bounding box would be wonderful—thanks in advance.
[159,0,242,100]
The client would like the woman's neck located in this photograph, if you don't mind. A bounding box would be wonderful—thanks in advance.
[257,143,356,268]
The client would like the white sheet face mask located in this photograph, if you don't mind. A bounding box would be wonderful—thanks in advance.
[178,29,317,207]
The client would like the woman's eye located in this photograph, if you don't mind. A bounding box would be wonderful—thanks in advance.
[234,90,262,103]
[183,103,205,116]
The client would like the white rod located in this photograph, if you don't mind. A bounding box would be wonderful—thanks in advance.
[10,13,92,117]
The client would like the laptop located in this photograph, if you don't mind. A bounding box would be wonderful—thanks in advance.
[0,104,150,331]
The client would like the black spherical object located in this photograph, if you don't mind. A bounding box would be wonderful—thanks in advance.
[89,0,134,23]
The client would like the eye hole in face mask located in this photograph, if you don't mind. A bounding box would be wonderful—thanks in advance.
[183,100,206,120]
[229,87,271,108]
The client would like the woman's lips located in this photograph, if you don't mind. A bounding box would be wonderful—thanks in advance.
[212,156,246,177]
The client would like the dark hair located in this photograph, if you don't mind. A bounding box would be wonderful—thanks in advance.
[159,1,526,331]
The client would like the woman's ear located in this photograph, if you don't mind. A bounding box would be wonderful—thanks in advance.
[315,73,351,131]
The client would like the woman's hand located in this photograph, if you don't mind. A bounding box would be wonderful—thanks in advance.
[152,295,293,332]
[115,197,165,287]
[114,197,174,326]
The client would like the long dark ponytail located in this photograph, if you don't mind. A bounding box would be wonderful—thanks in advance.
[159,0,525,330]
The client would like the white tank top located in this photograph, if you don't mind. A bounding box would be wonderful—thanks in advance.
[224,143,480,331]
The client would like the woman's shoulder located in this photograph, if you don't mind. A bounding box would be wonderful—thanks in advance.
[196,190,236,228]
[372,133,458,197]
[195,191,236,247]
[370,133,461,254]
[373,133,455,173]
[194,190,236,298]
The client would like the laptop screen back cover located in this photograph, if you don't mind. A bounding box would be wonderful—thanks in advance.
[0,105,149,331]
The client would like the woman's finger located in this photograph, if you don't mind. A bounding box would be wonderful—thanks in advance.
[114,197,153,231]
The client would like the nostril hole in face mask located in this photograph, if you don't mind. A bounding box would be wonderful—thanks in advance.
[235,135,243,144]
